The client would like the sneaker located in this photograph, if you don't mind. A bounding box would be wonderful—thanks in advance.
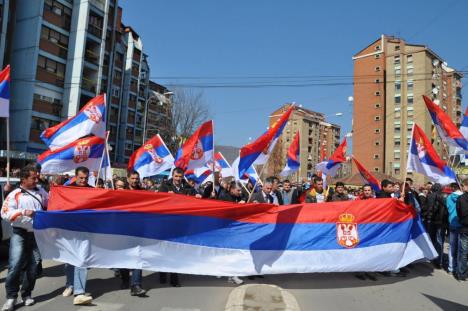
[130,285,147,297]
[23,297,35,307]
[62,287,73,297]
[73,294,93,305]
[1,299,16,311]
[228,276,244,285]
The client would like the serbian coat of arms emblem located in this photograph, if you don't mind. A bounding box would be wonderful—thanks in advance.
[190,140,204,160]
[73,140,91,163]
[84,104,102,123]
[336,213,359,248]
[145,144,163,164]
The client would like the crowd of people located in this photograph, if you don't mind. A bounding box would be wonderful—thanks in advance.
[1,163,468,310]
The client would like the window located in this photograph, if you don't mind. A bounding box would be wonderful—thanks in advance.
[395,95,401,104]
[395,81,401,93]
[395,68,401,78]
[112,86,119,97]
[374,129,381,133]
[375,66,381,72]
[374,54,380,59]
[394,168,400,175]
[373,154,380,159]
[44,0,72,18]
[407,68,414,76]
[375,141,380,146]
[394,140,401,147]
[375,103,381,108]
[37,55,65,77]
[375,45,381,51]
[407,95,414,105]
[41,26,68,47]
[374,167,380,172]
[394,55,400,65]
[375,91,381,96]
[407,80,414,92]
[374,116,381,121]
[395,110,401,118]
[395,45,400,51]
[375,79,380,83]
[395,126,401,133]
[407,54,413,63]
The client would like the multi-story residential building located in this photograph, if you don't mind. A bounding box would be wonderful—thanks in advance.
[0,0,172,167]
[269,104,341,181]
[352,35,463,184]
[145,80,173,144]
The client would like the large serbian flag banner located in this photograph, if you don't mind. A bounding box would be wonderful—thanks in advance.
[34,187,436,276]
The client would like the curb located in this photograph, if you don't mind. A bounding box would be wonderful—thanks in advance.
[225,284,301,311]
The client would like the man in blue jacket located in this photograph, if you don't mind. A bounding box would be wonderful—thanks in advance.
[446,183,462,276]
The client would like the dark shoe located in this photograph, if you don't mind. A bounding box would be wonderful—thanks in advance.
[130,285,147,297]
[365,273,378,281]
[170,281,181,287]
[120,280,130,289]
[159,272,167,284]
[354,273,366,281]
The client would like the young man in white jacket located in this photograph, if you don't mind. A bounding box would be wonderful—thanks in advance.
[1,165,48,311]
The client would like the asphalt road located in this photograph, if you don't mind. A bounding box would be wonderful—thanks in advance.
[1,260,468,311]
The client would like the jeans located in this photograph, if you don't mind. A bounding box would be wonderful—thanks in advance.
[5,228,40,299]
[448,228,460,273]
[458,232,468,279]
[73,267,88,295]
[64,264,74,288]
[434,227,447,267]
[120,269,142,286]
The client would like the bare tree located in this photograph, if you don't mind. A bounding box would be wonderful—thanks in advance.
[166,88,210,153]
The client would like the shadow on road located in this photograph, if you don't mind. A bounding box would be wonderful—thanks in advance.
[422,293,468,311]
[170,263,435,290]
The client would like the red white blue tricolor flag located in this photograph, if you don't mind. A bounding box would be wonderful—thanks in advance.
[316,137,347,177]
[174,120,214,171]
[128,134,174,178]
[40,94,107,150]
[280,131,300,177]
[238,106,293,178]
[423,95,468,151]
[37,136,105,174]
[212,152,234,178]
[185,167,212,185]
[34,187,437,275]
[460,106,468,140]
[352,156,381,192]
[406,124,457,185]
[0,65,10,118]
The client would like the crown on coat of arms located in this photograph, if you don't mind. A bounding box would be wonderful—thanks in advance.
[144,144,153,150]
[338,213,355,223]
[77,139,90,146]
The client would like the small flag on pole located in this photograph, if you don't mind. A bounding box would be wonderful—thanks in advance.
[0,65,10,118]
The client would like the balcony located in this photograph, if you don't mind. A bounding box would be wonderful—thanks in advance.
[85,39,101,66]
[33,98,63,116]
[39,38,68,59]
[36,67,64,88]
[133,49,141,62]
[29,129,43,144]
[128,100,136,110]
[43,9,71,31]
[88,12,103,38]
[82,77,97,94]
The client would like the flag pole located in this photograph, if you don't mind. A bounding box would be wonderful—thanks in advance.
[247,158,269,203]
[6,117,10,184]
[105,137,114,190]
[96,132,109,187]
[401,124,415,197]
[211,121,216,197]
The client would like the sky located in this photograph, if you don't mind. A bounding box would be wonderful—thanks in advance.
[120,0,468,148]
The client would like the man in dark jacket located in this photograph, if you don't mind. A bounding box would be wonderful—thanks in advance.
[280,180,299,205]
[158,167,190,287]
[219,181,246,203]
[329,182,349,202]
[265,176,283,205]
[375,179,394,198]
[456,178,468,280]
[426,183,449,269]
